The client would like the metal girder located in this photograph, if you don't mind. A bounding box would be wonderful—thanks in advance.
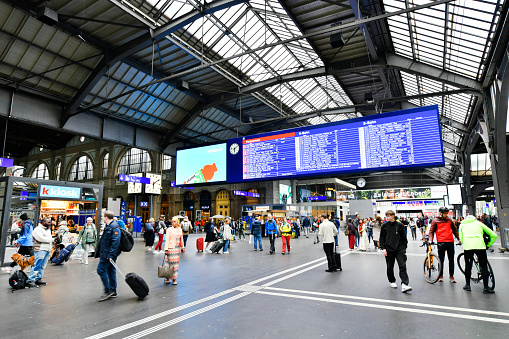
[62,0,249,122]
[443,141,461,152]
[348,0,392,98]
[440,116,470,135]
[386,54,482,90]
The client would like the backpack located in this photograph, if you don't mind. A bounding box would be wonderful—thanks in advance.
[182,221,190,233]
[146,223,154,232]
[9,270,28,290]
[118,227,134,252]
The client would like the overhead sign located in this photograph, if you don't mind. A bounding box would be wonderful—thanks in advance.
[234,190,260,197]
[0,158,14,167]
[40,185,81,199]
[337,186,447,201]
[170,181,176,187]
[307,196,327,201]
[140,202,148,207]
[118,174,151,184]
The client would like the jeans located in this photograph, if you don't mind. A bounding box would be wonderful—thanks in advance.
[410,227,417,240]
[253,234,262,250]
[385,249,409,285]
[223,239,230,252]
[323,243,336,270]
[27,250,50,282]
[97,257,117,293]
[282,235,291,253]
[295,227,300,238]
[334,235,338,246]
[438,242,455,277]
[238,230,245,240]
[464,249,489,288]
[267,234,276,252]
[195,226,199,233]
[355,235,359,247]
[183,234,189,247]
[367,231,373,243]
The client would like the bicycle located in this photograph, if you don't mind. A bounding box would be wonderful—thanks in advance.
[422,237,442,284]
[456,247,495,290]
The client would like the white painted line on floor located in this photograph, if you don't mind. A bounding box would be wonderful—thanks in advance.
[86,253,337,338]
[263,286,509,318]
[122,292,251,339]
[255,290,509,325]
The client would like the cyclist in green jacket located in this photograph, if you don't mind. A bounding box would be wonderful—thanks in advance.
[458,215,497,293]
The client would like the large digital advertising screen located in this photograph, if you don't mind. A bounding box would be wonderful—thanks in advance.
[176,143,227,186]
[226,105,444,183]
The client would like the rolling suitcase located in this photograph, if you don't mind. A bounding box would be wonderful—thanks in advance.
[210,239,225,253]
[109,259,149,299]
[334,245,342,271]
[196,237,204,252]
[51,244,76,265]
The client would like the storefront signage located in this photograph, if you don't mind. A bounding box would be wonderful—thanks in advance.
[234,190,260,198]
[307,196,327,201]
[376,200,440,208]
[337,186,447,201]
[0,158,14,167]
[255,205,270,210]
[40,185,81,199]
[201,205,210,211]
[118,174,151,184]
[140,202,148,207]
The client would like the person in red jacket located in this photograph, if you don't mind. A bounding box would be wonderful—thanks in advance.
[429,207,461,283]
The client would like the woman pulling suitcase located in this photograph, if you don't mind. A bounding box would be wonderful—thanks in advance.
[163,217,185,285]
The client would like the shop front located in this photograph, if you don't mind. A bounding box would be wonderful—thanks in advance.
[0,176,103,266]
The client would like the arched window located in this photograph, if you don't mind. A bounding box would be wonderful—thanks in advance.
[216,189,230,216]
[102,153,109,177]
[55,160,61,181]
[68,155,93,181]
[31,163,49,180]
[117,148,152,175]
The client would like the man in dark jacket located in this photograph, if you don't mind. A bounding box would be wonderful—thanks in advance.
[251,216,263,251]
[302,216,311,238]
[429,207,461,283]
[379,210,412,293]
[96,210,121,301]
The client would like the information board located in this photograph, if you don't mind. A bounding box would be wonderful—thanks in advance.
[227,105,444,183]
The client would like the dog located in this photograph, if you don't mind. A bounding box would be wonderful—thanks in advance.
[11,253,35,271]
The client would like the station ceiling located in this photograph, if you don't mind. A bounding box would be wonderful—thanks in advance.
[0,0,507,184]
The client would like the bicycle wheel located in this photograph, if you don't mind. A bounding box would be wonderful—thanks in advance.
[423,253,442,283]
[487,261,495,290]
[457,253,465,275]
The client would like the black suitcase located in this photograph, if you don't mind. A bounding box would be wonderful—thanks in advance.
[210,239,225,253]
[334,246,342,271]
[109,259,149,299]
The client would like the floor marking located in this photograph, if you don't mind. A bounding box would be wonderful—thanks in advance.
[86,253,334,338]
[263,286,509,318]
[122,292,251,339]
[255,290,509,325]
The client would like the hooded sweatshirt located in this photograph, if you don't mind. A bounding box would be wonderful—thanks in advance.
[16,220,33,246]
[379,220,407,251]
[459,215,497,250]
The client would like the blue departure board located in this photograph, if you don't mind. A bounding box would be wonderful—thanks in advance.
[226,105,444,183]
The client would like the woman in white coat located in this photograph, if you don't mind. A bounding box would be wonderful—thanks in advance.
[358,219,369,251]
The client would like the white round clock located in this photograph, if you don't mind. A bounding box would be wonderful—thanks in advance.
[230,143,239,155]
[357,178,366,188]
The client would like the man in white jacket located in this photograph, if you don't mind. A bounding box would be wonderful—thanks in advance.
[318,213,339,272]
[27,218,53,287]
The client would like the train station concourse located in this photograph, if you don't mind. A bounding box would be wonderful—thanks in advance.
[1,0,509,338]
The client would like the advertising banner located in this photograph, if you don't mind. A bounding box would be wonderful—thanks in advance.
[337,186,447,201]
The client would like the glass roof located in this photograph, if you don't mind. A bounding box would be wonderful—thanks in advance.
[146,0,353,127]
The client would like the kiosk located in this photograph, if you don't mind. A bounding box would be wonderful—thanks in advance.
[0,176,103,266]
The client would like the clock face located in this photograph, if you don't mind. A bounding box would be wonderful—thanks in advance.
[127,173,143,194]
[230,143,239,155]
[357,178,366,188]
[146,173,162,194]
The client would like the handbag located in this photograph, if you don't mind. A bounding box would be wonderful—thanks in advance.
[158,256,174,278]
[344,228,350,236]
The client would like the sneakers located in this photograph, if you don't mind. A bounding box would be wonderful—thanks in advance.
[390,282,397,288]
[223,251,229,254]
[401,284,412,293]
[27,281,37,288]
[483,288,495,294]
[282,252,285,255]
[110,292,117,298]
[35,280,47,286]
[439,276,443,282]
[463,285,471,291]
[1,267,13,274]
[97,291,115,302]
[259,249,263,251]
[449,276,456,283]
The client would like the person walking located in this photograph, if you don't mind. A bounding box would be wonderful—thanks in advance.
[358,219,369,251]
[333,217,341,246]
[318,214,338,272]
[26,218,53,287]
[409,218,417,241]
[144,218,156,251]
[379,210,412,293]
[265,215,278,254]
[181,217,191,248]
[237,219,245,241]
[347,219,356,250]
[293,218,301,238]
[154,216,167,253]
[204,220,216,252]
[367,217,374,245]
[221,217,232,254]
[429,207,461,283]
[251,216,263,251]
[353,214,361,247]
[164,217,185,285]
[459,215,497,293]
[78,217,97,265]
[302,216,311,238]
[280,218,292,255]
[2,213,34,274]
[96,211,121,301]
